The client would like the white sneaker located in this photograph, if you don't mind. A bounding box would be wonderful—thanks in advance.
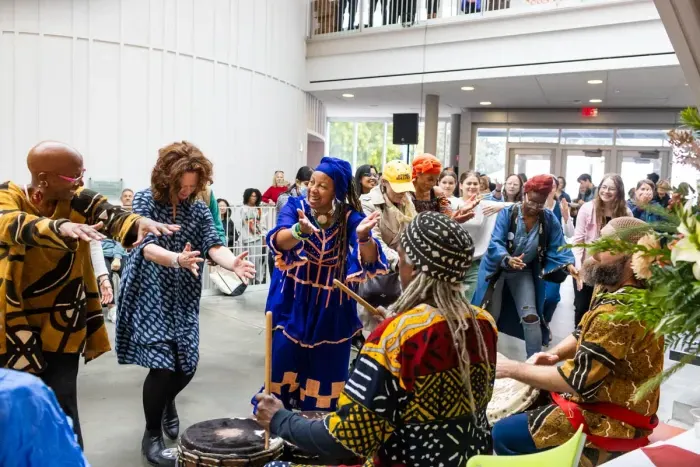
[107,307,117,323]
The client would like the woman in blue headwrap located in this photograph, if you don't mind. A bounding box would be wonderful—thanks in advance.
[253,157,388,412]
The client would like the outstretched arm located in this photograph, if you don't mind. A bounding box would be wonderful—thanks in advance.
[0,187,76,250]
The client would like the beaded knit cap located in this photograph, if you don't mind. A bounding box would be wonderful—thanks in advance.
[400,211,475,283]
[600,216,649,244]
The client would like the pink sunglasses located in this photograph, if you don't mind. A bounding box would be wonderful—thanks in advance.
[55,168,86,183]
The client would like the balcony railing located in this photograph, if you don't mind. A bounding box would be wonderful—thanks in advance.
[309,0,598,37]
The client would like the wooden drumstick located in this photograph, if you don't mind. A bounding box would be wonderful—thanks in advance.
[264,311,272,450]
[332,279,386,319]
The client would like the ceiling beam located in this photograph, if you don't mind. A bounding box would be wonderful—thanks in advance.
[654,0,700,107]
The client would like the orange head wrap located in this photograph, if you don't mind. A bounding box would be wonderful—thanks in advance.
[412,153,442,179]
[523,174,554,196]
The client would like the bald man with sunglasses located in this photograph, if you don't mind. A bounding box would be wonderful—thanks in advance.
[0,141,180,448]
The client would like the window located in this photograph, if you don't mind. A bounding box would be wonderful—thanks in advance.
[618,150,662,196]
[615,129,671,147]
[508,128,559,144]
[436,121,452,167]
[560,129,614,146]
[356,122,385,169]
[563,149,607,197]
[385,123,406,165]
[387,121,424,164]
[328,122,354,163]
[475,128,507,183]
[672,161,700,191]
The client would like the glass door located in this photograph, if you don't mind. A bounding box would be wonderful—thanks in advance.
[563,149,608,199]
[508,148,554,181]
[617,150,669,195]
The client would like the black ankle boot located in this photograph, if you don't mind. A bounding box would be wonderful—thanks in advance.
[162,400,179,440]
[141,429,177,466]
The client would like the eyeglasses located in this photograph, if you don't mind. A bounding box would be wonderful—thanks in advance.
[524,194,545,211]
[599,184,616,193]
[55,168,86,183]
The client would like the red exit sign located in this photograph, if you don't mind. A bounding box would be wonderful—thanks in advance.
[582,107,599,117]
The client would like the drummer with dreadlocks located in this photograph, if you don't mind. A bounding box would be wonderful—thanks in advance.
[252,157,388,413]
[256,211,498,467]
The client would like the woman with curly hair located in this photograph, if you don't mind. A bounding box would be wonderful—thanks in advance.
[115,141,255,466]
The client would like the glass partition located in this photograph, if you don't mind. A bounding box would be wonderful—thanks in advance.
[508,128,560,144]
[560,129,614,146]
[475,128,508,183]
[618,150,663,195]
[615,129,671,147]
[564,149,607,197]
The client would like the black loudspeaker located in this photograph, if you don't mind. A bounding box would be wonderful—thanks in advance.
[392,113,419,145]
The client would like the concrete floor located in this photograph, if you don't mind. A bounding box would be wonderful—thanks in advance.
[79,282,700,466]
[81,290,270,467]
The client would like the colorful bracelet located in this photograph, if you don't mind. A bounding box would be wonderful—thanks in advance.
[358,236,372,245]
[291,223,311,241]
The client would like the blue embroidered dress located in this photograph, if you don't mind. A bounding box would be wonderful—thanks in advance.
[115,189,222,375]
[261,196,388,411]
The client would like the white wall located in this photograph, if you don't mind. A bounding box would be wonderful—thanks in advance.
[0,0,309,204]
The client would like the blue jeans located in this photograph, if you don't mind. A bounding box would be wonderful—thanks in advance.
[463,259,481,302]
[488,270,542,357]
[492,413,545,455]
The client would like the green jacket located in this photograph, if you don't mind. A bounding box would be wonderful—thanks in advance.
[200,187,226,244]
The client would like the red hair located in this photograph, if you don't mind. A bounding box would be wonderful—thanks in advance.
[523,174,554,196]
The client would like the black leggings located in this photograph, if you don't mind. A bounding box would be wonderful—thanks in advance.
[142,367,195,431]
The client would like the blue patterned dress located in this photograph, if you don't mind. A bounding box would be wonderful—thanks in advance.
[259,196,388,412]
[115,189,222,375]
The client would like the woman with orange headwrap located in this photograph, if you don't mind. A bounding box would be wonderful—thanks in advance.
[411,154,475,222]
[471,174,578,357]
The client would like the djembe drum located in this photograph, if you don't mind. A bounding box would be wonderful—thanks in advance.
[486,353,541,424]
[178,418,284,466]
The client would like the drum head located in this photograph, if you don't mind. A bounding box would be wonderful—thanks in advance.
[487,353,540,424]
[180,418,279,456]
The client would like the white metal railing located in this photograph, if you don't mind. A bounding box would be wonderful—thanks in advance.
[201,204,279,295]
[309,0,596,37]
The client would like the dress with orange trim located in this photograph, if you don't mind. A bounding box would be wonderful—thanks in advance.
[266,196,388,346]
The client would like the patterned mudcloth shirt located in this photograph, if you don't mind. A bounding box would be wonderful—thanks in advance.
[527,287,664,467]
[271,303,498,467]
[0,182,140,371]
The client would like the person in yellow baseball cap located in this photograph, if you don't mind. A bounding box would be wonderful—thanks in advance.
[360,160,416,272]
[381,160,416,194]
